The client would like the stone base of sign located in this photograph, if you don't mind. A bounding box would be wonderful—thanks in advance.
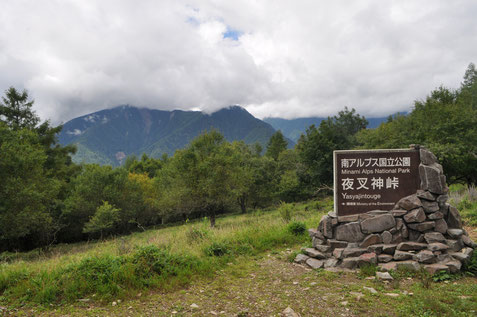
[296,147,475,274]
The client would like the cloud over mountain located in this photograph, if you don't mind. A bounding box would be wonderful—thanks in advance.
[1,1,476,124]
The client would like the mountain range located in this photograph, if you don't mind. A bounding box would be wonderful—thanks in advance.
[58,105,389,166]
[58,105,289,165]
[264,116,390,142]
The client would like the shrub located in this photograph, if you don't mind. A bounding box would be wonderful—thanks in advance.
[131,245,193,277]
[358,263,378,278]
[203,241,231,256]
[186,227,209,243]
[287,221,306,236]
[279,202,293,223]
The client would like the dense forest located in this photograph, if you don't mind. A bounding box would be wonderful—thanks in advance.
[1,63,477,252]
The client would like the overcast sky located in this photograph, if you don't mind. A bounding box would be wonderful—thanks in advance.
[1,1,476,124]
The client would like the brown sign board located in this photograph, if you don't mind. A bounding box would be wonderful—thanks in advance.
[334,149,420,216]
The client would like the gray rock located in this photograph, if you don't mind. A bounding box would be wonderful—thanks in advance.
[379,261,398,271]
[421,200,439,213]
[440,203,450,217]
[420,149,437,165]
[314,244,331,253]
[397,242,427,251]
[308,228,318,238]
[440,174,448,192]
[282,307,300,317]
[337,214,359,223]
[451,248,473,263]
[359,213,374,221]
[328,211,337,218]
[335,222,365,242]
[392,209,407,217]
[360,234,382,248]
[424,263,449,275]
[367,244,384,254]
[401,223,409,239]
[398,194,422,211]
[395,261,421,271]
[294,254,310,264]
[395,218,404,230]
[403,208,426,223]
[369,210,391,215]
[306,258,324,269]
[383,244,398,254]
[437,253,455,262]
[378,254,393,263]
[391,232,404,244]
[424,232,446,244]
[343,248,368,258]
[318,215,333,238]
[328,239,348,249]
[427,242,449,252]
[324,258,339,268]
[413,250,436,264]
[420,164,445,194]
[302,248,326,259]
[333,248,344,259]
[358,252,378,265]
[447,229,464,239]
[341,257,360,269]
[361,214,396,233]
[427,211,443,220]
[380,231,391,244]
[436,194,448,205]
[462,234,477,248]
[434,218,448,234]
[331,217,338,227]
[408,229,421,241]
[446,260,462,273]
[312,237,325,248]
[376,271,394,281]
[394,250,413,261]
[446,239,464,252]
[407,221,435,232]
[417,189,436,201]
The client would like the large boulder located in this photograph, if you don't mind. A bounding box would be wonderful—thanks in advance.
[447,206,463,229]
[335,222,365,242]
[361,214,396,233]
[403,208,426,223]
[419,164,446,194]
[398,194,422,211]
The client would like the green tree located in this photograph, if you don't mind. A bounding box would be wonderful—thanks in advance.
[265,130,288,160]
[358,83,477,184]
[296,107,368,188]
[0,87,39,129]
[83,201,120,239]
[0,124,61,250]
[165,131,238,227]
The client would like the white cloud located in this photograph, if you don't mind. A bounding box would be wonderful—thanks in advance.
[0,0,476,124]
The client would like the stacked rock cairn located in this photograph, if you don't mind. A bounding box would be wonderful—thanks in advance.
[295,147,476,274]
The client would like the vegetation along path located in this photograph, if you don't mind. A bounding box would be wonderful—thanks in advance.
[1,194,476,316]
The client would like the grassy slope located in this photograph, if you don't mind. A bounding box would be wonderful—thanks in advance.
[1,196,476,316]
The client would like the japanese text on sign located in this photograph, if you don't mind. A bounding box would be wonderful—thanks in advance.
[334,150,420,216]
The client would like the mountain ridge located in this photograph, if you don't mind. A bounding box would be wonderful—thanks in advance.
[264,116,390,142]
[59,105,292,165]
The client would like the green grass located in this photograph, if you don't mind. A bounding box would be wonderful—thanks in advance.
[0,198,331,308]
[449,184,477,226]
